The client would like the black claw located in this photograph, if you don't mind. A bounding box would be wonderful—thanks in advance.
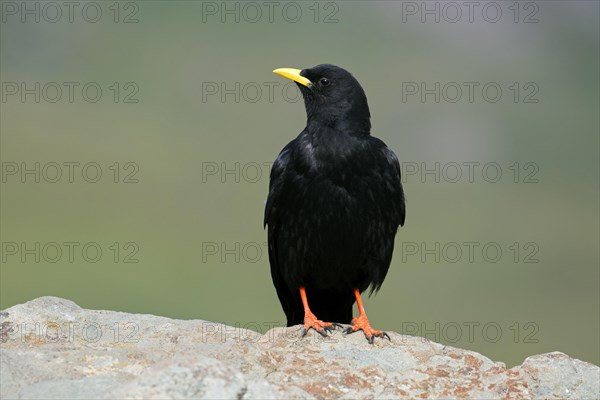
[316,328,328,337]
[301,321,339,338]
[367,335,375,344]
[343,327,356,335]
[382,332,391,341]
[301,326,331,338]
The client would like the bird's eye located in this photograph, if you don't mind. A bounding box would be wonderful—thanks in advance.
[319,78,330,86]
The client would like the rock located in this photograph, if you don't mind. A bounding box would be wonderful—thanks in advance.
[1,297,598,399]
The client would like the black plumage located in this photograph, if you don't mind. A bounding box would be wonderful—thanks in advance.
[265,64,405,341]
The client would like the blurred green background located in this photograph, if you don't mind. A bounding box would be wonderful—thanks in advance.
[1,1,598,367]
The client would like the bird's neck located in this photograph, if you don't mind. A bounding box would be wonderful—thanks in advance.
[306,118,371,136]
[300,122,368,161]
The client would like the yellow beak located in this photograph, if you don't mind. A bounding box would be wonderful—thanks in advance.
[273,68,312,87]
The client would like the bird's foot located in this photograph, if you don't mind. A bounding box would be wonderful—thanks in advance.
[301,311,341,338]
[344,315,391,344]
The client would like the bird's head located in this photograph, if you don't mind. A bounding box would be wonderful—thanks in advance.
[273,64,371,134]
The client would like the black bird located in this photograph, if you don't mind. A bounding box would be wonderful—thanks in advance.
[265,64,406,343]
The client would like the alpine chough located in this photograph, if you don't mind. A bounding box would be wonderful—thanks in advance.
[265,64,406,343]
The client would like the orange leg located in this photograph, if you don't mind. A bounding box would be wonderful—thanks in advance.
[299,287,340,337]
[345,288,391,343]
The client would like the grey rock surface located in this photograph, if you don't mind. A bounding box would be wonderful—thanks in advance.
[1,297,598,399]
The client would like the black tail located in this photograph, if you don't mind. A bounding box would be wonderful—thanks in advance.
[286,288,354,326]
